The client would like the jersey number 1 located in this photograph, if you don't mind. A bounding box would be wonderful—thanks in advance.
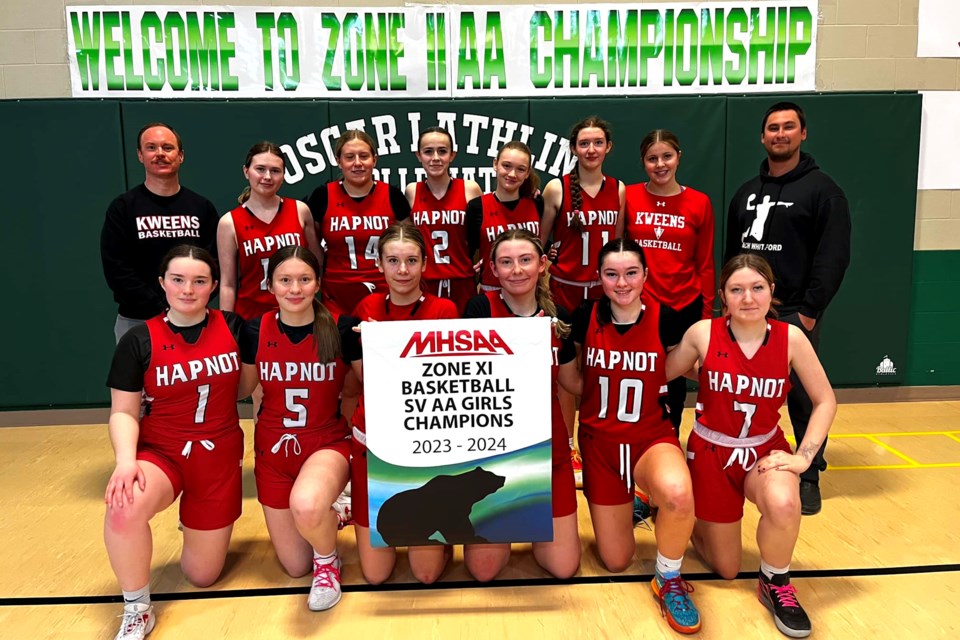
[581,230,611,266]
[194,384,210,423]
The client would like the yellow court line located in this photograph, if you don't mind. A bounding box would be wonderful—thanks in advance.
[863,435,919,466]
[828,431,960,438]
[832,462,960,470]
[778,432,960,470]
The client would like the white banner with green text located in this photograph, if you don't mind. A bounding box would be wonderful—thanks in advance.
[67,2,818,98]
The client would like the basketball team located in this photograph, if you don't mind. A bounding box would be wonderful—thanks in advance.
[100,102,850,639]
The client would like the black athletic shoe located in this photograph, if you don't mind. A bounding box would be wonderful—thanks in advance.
[758,572,812,638]
[799,480,821,516]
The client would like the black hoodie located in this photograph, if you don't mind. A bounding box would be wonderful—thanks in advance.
[100,184,219,320]
[725,152,850,319]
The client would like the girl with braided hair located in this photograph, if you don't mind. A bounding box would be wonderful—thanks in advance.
[540,117,626,487]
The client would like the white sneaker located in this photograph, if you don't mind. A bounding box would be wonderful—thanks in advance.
[333,484,353,529]
[308,556,343,611]
[115,602,155,640]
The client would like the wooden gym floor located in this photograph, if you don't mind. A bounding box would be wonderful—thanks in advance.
[0,401,958,638]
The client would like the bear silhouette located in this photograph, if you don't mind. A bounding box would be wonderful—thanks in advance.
[377,466,506,546]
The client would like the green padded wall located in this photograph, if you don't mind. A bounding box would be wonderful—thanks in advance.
[908,250,960,385]
[724,93,921,386]
[0,101,126,407]
[0,93,923,409]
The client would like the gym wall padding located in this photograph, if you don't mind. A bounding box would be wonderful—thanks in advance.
[724,93,921,386]
[0,93,923,409]
[0,100,126,407]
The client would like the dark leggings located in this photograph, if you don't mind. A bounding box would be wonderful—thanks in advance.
[661,295,704,436]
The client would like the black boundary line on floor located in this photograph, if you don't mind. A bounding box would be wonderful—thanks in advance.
[3,563,959,607]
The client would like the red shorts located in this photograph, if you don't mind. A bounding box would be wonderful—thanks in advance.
[549,278,603,315]
[137,428,244,530]
[350,436,371,528]
[321,279,387,317]
[254,427,351,509]
[549,398,576,517]
[686,428,793,523]
[579,428,680,506]
[421,277,476,315]
[551,455,577,518]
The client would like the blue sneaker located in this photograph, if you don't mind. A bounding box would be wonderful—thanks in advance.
[633,489,652,530]
[652,573,701,634]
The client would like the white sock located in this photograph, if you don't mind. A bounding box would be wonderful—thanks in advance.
[315,549,338,564]
[656,552,683,579]
[760,560,789,580]
[568,437,575,450]
[122,584,151,606]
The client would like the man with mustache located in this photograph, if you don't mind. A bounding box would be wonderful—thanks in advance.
[101,123,219,343]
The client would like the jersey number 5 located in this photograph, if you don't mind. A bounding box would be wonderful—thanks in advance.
[284,388,309,428]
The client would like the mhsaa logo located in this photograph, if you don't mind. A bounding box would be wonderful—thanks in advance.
[400,329,514,357]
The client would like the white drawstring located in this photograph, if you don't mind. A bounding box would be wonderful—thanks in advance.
[724,446,759,472]
[181,440,215,458]
[619,443,633,494]
[271,433,302,457]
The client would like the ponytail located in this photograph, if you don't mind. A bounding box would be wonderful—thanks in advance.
[567,116,612,233]
[311,297,342,363]
[567,171,584,232]
[536,270,571,339]
[238,186,252,205]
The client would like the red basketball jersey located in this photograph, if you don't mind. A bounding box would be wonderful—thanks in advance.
[696,317,791,438]
[321,181,396,285]
[478,194,541,288]
[579,300,670,439]
[550,175,620,283]
[142,310,241,444]
[255,311,348,439]
[410,179,471,280]
[230,198,306,319]
[351,293,459,435]
[484,291,567,464]
[624,184,715,315]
